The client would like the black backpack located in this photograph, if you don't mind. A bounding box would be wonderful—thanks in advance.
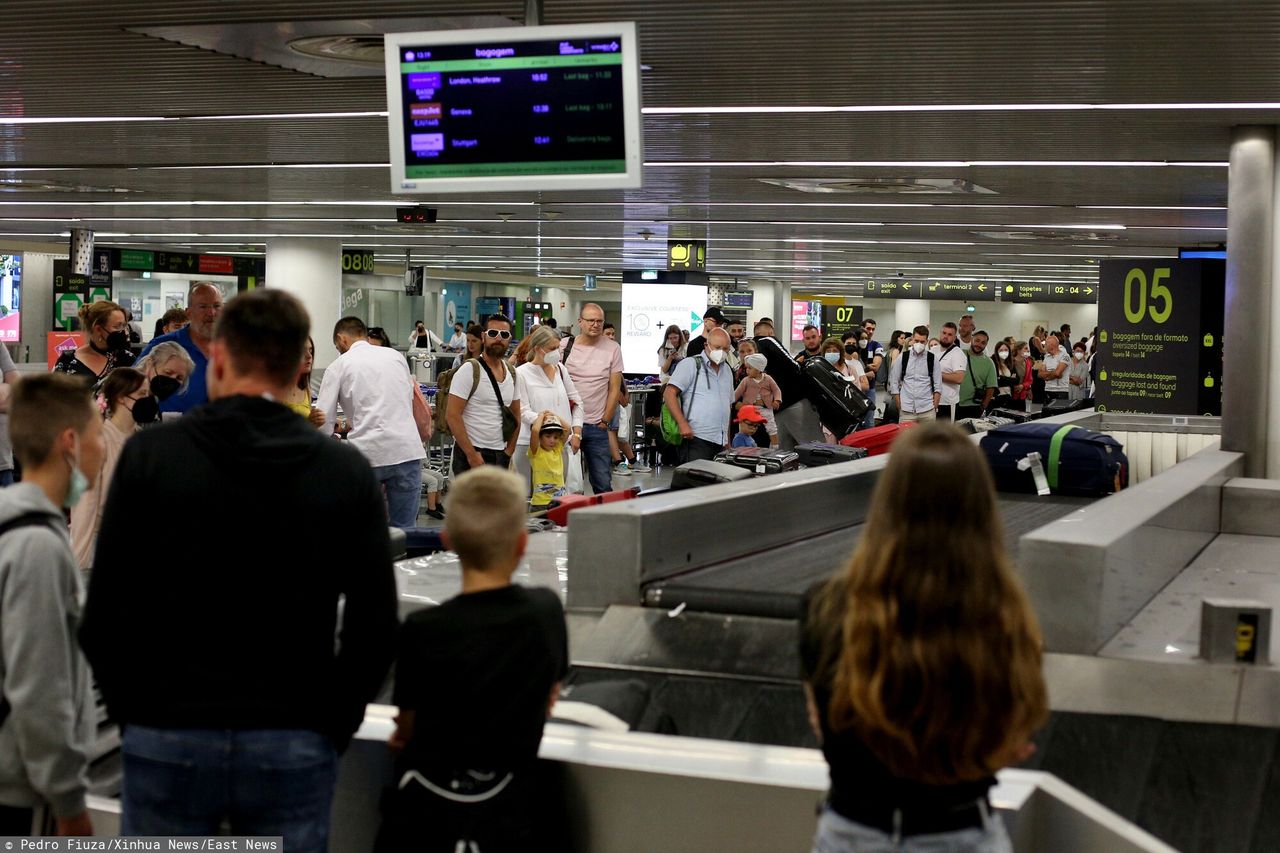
[899,347,936,392]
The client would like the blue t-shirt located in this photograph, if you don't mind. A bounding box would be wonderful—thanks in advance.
[137,326,208,414]
[732,431,756,447]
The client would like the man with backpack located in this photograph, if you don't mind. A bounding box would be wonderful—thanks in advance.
[0,374,99,836]
[446,314,522,476]
[889,326,944,424]
[662,328,736,462]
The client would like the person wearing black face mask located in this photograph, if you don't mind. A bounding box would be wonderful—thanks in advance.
[131,342,194,423]
[70,367,148,570]
[53,300,135,384]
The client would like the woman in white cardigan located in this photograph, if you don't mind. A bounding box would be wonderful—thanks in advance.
[514,324,585,495]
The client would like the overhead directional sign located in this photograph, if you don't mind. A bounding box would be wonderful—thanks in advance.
[864,279,998,301]
[1003,281,1098,304]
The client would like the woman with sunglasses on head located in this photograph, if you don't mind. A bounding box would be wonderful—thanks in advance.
[801,423,1047,852]
[70,368,150,571]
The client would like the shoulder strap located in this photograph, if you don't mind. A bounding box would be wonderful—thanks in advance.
[900,348,935,392]
[681,357,705,417]
[477,359,509,414]
[466,359,481,403]
[563,334,575,363]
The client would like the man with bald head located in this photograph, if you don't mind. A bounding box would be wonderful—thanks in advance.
[561,302,625,493]
[663,327,736,463]
[137,281,224,415]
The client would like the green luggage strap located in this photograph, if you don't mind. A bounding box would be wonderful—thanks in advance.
[1047,424,1079,491]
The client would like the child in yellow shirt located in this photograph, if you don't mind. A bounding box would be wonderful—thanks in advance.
[529,412,567,508]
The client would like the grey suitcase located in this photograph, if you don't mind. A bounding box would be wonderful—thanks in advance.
[670,459,755,490]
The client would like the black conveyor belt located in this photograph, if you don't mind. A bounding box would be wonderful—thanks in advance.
[642,493,1092,618]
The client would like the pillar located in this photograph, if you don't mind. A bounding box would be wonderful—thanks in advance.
[1222,127,1276,478]
[265,238,342,369]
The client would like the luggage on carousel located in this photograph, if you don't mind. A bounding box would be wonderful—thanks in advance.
[794,442,869,467]
[670,459,754,490]
[986,407,1042,424]
[839,422,916,457]
[713,446,801,475]
[979,422,1128,497]
[1043,397,1094,414]
[801,357,870,440]
[544,486,642,526]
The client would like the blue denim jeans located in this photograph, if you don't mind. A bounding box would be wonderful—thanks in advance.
[580,424,614,495]
[813,803,1010,853]
[121,727,337,852]
[0,469,13,487]
[862,386,878,430]
[372,458,423,530]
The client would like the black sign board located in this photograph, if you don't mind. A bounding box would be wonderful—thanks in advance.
[667,240,707,270]
[1004,281,1098,305]
[821,304,864,341]
[864,280,999,301]
[342,248,377,275]
[723,291,754,308]
[106,248,264,282]
[1094,260,1224,416]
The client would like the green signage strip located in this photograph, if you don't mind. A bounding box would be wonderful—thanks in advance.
[119,249,155,271]
[1094,260,1223,416]
[401,53,623,73]
[405,159,626,179]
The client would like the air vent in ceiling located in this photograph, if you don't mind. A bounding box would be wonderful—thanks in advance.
[368,223,486,236]
[130,15,519,79]
[973,230,1118,242]
[759,178,997,195]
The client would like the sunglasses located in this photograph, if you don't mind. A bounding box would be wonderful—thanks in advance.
[484,329,512,339]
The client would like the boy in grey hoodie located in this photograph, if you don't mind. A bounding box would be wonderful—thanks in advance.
[0,374,100,835]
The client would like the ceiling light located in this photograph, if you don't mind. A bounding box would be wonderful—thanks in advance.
[642,102,1280,115]
[649,160,1228,168]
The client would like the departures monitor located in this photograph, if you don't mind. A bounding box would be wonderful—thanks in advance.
[384,22,643,194]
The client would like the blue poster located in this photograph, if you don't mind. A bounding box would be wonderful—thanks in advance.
[442,281,472,337]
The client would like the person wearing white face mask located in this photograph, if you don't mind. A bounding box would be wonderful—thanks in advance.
[1068,343,1092,401]
[514,325,584,496]
[888,326,943,424]
[663,328,737,462]
[0,373,102,837]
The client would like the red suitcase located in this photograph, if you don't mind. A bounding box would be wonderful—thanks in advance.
[544,486,642,526]
[839,422,916,457]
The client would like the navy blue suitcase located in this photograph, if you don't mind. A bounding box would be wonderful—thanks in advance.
[801,357,871,439]
[979,423,1128,496]
[794,442,869,466]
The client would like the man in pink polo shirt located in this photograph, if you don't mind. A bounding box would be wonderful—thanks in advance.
[561,303,624,494]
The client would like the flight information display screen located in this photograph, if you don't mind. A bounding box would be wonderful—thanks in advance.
[385,23,642,194]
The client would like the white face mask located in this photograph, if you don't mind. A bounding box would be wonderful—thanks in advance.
[997,349,1009,358]
[708,349,726,365]
[1073,351,1084,360]
[859,339,868,349]
[542,349,561,366]
[912,341,926,355]
[1020,350,1030,359]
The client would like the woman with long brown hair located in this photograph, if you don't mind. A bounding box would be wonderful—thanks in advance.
[801,423,1046,851]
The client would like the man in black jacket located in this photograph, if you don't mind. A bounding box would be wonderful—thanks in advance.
[80,289,398,852]
[751,319,824,451]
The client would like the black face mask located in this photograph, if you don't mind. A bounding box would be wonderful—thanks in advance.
[149,375,181,401]
[843,344,857,355]
[130,396,160,425]
[106,330,130,350]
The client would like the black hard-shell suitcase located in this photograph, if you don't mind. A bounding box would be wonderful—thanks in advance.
[979,422,1128,496]
[713,447,801,475]
[670,459,754,490]
[801,357,870,439]
[987,407,1041,424]
[794,442,869,466]
[1043,397,1094,414]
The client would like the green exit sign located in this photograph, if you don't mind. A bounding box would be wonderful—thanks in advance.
[120,249,155,270]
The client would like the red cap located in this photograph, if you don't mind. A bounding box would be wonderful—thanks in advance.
[735,405,768,423]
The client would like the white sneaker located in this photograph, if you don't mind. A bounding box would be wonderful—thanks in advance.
[630,460,651,473]
[615,461,632,476]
